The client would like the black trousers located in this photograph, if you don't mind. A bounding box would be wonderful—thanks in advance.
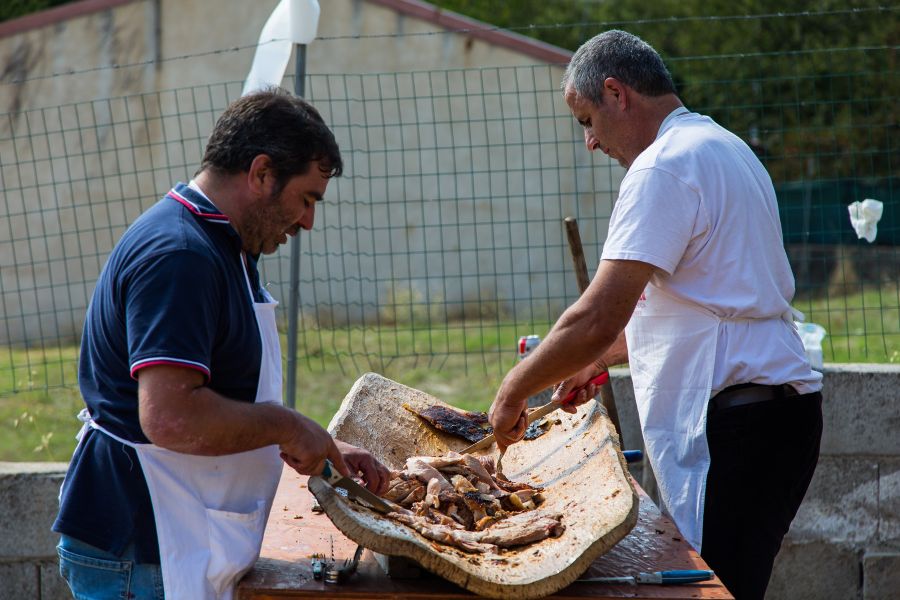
[701,390,823,600]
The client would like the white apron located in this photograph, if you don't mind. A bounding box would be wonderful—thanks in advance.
[625,284,720,552]
[76,253,284,599]
[626,283,797,551]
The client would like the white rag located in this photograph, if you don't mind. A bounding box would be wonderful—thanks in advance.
[847,198,884,243]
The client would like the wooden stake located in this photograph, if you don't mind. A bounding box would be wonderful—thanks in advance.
[563,217,624,445]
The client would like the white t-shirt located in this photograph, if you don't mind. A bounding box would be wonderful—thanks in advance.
[602,108,822,394]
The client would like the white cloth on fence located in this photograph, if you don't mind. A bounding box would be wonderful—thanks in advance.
[847,199,883,243]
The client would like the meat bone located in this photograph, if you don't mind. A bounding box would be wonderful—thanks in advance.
[460,371,610,456]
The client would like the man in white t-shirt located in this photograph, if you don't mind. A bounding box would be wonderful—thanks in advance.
[488,30,823,600]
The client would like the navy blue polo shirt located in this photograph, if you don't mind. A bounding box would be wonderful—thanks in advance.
[52,183,267,564]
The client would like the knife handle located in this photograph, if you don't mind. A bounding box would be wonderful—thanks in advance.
[525,372,612,425]
[636,570,714,584]
[622,449,643,463]
[560,371,610,404]
[320,459,342,485]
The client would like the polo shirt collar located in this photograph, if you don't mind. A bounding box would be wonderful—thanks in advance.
[167,182,231,224]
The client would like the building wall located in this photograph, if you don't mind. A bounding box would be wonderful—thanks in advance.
[3,365,898,599]
[0,0,619,345]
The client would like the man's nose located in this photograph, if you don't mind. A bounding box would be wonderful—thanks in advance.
[584,129,600,152]
[299,203,316,230]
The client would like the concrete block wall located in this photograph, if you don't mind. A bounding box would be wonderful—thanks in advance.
[765,364,900,600]
[2,365,898,599]
[0,462,69,600]
[613,364,900,600]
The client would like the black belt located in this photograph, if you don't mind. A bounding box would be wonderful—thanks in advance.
[711,383,798,411]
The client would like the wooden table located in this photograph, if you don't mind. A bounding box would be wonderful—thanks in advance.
[238,466,733,599]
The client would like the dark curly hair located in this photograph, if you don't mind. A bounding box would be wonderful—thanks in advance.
[199,88,343,195]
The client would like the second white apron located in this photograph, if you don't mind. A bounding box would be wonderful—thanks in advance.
[81,252,284,599]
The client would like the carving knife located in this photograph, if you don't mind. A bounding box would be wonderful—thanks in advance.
[316,459,393,514]
[461,371,610,455]
[578,569,714,585]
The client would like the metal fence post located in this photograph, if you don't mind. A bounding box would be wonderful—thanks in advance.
[285,43,307,410]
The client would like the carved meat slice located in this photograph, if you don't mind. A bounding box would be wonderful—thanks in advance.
[390,512,497,553]
[418,452,499,491]
[389,510,565,553]
[383,477,426,507]
[477,510,566,547]
[383,451,563,554]
[403,404,492,443]
[405,458,452,490]
[384,478,418,501]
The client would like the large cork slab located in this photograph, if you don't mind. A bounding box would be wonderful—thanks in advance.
[308,372,638,599]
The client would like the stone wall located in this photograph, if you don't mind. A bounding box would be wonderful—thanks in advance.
[614,364,900,600]
[2,365,898,599]
[0,462,70,599]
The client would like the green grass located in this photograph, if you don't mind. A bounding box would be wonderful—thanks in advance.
[288,318,553,425]
[0,346,83,461]
[1,281,897,462]
[795,282,900,364]
[0,320,553,462]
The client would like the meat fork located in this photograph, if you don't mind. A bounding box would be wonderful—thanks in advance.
[496,447,508,477]
[324,545,364,584]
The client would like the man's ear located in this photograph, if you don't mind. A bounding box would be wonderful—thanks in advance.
[247,154,275,197]
[603,77,628,110]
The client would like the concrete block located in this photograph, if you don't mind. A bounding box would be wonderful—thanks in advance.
[0,462,67,558]
[766,541,860,600]
[819,364,900,456]
[863,551,900,600]
[878,460,900,543]
[0,562,39,599]
[609,368,642,453]
[585,365,900,457]
[788,456,878,544]
[40,560,72,600]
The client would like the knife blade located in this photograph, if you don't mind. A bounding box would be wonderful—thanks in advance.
[461,371,610,454]
[317,459,393,514]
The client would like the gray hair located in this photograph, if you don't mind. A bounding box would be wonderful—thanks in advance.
[562,30,676,104]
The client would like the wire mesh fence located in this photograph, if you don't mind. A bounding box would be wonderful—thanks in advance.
[1,18,897,397]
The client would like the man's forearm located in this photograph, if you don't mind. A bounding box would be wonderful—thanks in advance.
[497,300,619,402]
[169,387,298,455]
[138,365,302,456]
[495,260,651,405]
[596,330,629,369]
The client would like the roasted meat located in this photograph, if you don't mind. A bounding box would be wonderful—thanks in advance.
[403,404,492,443]
[384,451,564,553]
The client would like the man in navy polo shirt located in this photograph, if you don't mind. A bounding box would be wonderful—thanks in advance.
[53,89,391,600]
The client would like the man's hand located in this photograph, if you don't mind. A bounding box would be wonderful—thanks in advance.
[136,365,384,488]
[279,412,350,480]
[552,361,607,414]
[488,389,528,452]
[335,440,391,495]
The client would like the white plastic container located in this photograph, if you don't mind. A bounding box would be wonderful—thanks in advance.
[795,322,827,371]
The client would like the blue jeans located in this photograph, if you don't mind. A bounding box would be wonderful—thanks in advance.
[57,534,164,600]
